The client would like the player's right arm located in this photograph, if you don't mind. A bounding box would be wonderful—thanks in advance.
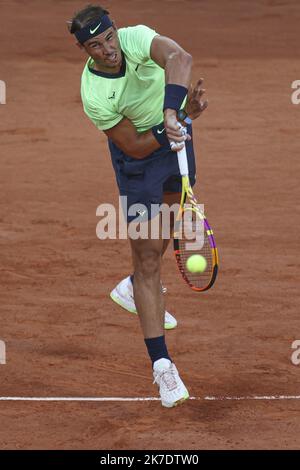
[103,117,161,159]
[104,116,193,159]
[103,95,202,158]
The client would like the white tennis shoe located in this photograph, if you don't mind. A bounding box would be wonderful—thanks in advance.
[110,276,177,330]
[153,358,189,408]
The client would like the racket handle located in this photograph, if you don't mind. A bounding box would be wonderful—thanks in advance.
[177,124,189,176]
[177,144,189,176]
[169,122,189,176]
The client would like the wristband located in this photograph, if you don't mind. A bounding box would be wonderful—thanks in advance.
[163,84,188,112]
[151,122,170,147]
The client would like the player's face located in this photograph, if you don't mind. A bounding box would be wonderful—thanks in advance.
[83,26,122,71]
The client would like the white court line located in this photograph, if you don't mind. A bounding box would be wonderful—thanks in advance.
[0,395,300,402]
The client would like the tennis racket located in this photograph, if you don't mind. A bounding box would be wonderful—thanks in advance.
[173,130,219,291]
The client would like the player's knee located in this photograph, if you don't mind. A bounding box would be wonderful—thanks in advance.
[134,249,161,278]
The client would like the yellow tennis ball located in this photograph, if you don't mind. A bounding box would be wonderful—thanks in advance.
[186,254,207,273]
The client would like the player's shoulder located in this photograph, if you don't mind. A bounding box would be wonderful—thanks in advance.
[118,24,158,46]
[118,25,159,61]
[81,60,94,99]
[81,60,104,106]
[119,24,156,37]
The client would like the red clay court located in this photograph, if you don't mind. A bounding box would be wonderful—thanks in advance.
[0,0,300,449]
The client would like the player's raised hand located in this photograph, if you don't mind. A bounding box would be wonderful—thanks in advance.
[185,78,208,120]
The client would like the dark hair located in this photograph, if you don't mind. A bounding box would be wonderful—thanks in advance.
[69,4,110,33]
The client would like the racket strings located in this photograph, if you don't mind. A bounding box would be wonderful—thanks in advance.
[176,210,213,289]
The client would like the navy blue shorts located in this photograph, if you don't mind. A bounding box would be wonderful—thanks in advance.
[108,124,196,223]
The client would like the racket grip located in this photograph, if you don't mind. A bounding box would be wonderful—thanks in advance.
[172,123,189,176]
[177,144,189,176]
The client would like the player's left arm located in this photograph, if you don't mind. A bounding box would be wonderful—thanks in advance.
[150,35,192,88]
[150,36,207,144]
[150,36,208,120]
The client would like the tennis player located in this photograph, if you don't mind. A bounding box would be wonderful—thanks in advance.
[69,4,207,407]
